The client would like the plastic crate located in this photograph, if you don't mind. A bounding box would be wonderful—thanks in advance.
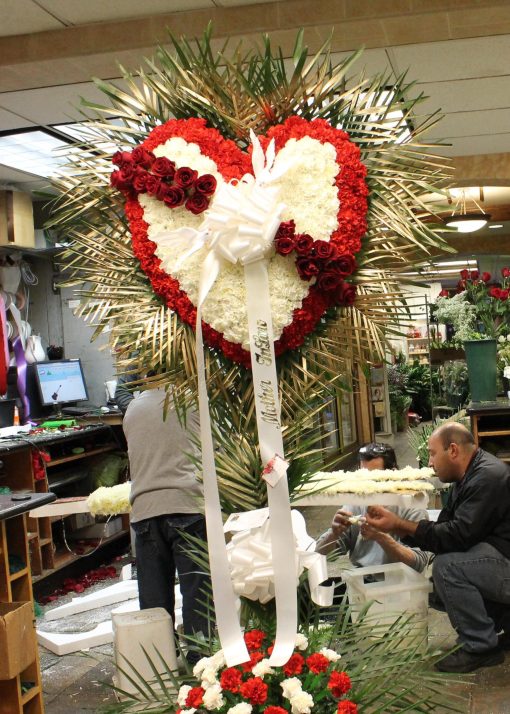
[341,563,431,641]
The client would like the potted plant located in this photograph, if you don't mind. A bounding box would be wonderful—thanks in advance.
[387,358,413,432]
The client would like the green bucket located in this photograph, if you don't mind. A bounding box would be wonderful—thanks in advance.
[463,339,497,402]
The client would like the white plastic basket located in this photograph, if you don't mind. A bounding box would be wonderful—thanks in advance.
[341,562,431,642]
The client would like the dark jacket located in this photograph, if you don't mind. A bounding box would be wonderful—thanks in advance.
[408,449,510,558]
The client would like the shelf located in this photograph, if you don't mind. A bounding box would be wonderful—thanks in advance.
[478,430,510,437]
[39,537,52,546]
[47,472,89,491]
[47,444,116,467]
[9,566,28,581]
[21,684,41,705]
[27,532,38,541]
[409,350,429,355]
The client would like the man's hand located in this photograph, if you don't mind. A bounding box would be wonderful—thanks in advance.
[360,521,385,542]
[331,509,354,538]
[365,506,400,533]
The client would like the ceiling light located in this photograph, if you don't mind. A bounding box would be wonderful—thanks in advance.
[0,129,71,178]
[489,224,504,229]
[444,214,489,233]
[444,188,490,233]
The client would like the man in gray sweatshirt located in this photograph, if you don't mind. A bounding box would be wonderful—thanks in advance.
[123,387,210,660]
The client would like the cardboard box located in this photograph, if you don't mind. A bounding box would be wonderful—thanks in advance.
[0,602,35,680]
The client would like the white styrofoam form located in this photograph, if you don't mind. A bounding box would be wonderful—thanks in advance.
[44,580,139,621]
[294,492,429,508]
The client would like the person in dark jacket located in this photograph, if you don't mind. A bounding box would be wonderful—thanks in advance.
[365,422,510,674]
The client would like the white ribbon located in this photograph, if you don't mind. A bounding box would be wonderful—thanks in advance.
[153,132,299,666]
[225,508,335,607]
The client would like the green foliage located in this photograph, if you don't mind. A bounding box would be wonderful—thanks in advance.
[407,410,470,467]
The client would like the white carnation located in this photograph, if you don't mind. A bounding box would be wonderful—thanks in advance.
[193,656,211,677]
[251,658,275,678]
[210,650,226,670]
[177,685,192,706]
[319,647,341,662]
[227,704,253,714]
[201,665,219,687]
[181,710,196,714]
[202,684,224,710]
[294,633,308,650]
[281,677,303,700]
[290,691,314,714]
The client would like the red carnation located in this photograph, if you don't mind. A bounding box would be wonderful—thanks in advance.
[460,269,469,280]
[151,156,176,178]
[337,702,358,714]
[502,267,510,278]
[275,236,295,255]
[174,166,198,189]
[306,652,330,673]
[241,651,264,672]
[239,677,268,705]
[185,193,209,215]
[264,708,287,714]
[283,652,305,676]
[481,271,491,282]
[132,146,155,169]
[296,257,321,280]
[185,687,205,708]
[220,667,243,693]
[244,629,266,651]
[195,173,217,196]
[295,235,314,255]
[328,671,352,697]
[313,240,338,260]
[164,187,186,208]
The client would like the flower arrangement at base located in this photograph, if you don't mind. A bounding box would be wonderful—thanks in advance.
[177,631,357,714]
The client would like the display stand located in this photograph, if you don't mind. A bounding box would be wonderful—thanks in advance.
[467,400,510,462]
[0,492,55,714]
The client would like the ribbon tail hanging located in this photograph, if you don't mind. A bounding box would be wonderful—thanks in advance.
[244,259,297,666]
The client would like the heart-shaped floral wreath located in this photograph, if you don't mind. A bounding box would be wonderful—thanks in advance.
[111,116,368,367]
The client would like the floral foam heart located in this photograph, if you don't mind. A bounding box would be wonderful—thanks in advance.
[112,116,368,367]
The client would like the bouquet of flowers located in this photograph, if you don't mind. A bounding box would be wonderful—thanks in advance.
[436,268,510,341]
[177,630,357,714]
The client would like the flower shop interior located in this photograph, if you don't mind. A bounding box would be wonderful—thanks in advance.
[1,1,510,713]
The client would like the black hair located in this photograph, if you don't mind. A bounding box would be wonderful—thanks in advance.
[358,442,398,469]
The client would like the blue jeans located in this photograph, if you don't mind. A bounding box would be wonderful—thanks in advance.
[132,514,212,641]
[433,542,510,652]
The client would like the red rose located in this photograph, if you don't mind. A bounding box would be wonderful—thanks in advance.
[133,170,148,193]
[244,629,266,651]
[185,193,209,215]
[145,175,163,196]
[470,269,479,280]
[296,257,321,280]
[112,150,133,167]
[239,677,268,705]
[329,254,356,277]
[174,166,198,189]
[110,170,132,192]
[195,173,217,196]
[275,237,295,255]
[460,269,469,280]
[132,146,155,169]
[334,281,356,306]
[489,287,502,299]
[185,687,205,708]
[481,271,491,282]
[283,652,305,676]
[456,280,466,292]
[151,156,176,178]
[276,220,296,240]
[163,187,186,208]
[317,271,343,291]
[438,289,449,297]
[328,671,352,697]
[337,702,358,714]
[220,667,243,692]
[295,235,314,255]
[306,652,330,673]
[499,289,509,300]
[502,267,510,279]
[313,240,338,260]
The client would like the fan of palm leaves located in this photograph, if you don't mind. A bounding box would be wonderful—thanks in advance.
[48,26,452,511]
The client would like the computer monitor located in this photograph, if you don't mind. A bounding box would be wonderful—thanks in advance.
[34,359,89,414]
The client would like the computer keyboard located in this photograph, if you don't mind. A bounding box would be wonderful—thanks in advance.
[62,404,101,416]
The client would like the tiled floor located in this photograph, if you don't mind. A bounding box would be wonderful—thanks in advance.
[37,427,510,713]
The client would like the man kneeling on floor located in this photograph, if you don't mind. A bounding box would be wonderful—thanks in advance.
[365,423,510,674]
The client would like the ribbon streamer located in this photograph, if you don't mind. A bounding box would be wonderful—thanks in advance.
[152,132,302,666]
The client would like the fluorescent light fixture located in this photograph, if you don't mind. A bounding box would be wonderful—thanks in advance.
[489,224,504,229]
[432,260,477,267]
[0,129,72,178]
